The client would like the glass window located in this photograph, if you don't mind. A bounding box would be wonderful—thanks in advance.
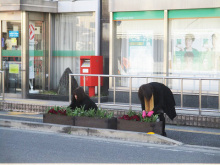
[168,9,220,94]
[29,19,46,94]
[169,18,220,75]
[52,12,95,95]
[1,21,22,94]
[113,15,164,88]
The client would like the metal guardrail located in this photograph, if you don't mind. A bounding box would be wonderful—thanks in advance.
[69,74,220,116]
[0,71,4,101]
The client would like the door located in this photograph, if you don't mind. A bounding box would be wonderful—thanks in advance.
[29,20,45,93]
[28,12,49,95]
[1,21,22,97]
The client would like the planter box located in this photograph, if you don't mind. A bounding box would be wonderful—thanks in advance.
[43,114,75,126]
[117,119,163,135]
[75,116,117,129]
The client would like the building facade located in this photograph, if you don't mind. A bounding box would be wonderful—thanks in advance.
[109,0,220,91]
[0,0,101,99]
[0,0,220,110]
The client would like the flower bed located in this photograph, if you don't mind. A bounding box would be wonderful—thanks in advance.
[43,106,75,125]
[43,107,162,134]
[117,119,162,134]
[43,106,117,129]
[43,114,75,125]
[117,110,163,135]
[68,107,117,129]
[75,116,117,129]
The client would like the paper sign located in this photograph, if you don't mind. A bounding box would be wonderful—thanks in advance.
[82,69,89,73]
[11,38,17,46]
[9,64,19,74]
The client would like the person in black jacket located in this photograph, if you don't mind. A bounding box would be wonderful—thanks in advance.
[68,87,98,111]
[138,82,177,136]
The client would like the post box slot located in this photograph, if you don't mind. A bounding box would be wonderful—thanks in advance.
[81,60,90,67]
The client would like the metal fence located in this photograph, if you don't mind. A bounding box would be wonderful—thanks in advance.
[0,71,4,101]
[69,74,220,116]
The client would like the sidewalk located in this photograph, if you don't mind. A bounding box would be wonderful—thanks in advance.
[4,98,70,107]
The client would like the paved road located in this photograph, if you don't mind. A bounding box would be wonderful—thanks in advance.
[0,127,220,163]
[166,125,220,147]
[1,110,220,148]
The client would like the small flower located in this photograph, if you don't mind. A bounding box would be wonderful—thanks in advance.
[118,115,131,120]
[131,115,140,121]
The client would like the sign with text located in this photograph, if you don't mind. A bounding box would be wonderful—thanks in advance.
[9,31,19,38]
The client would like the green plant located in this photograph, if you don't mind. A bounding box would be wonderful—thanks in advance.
[73,106,86,117]
[106,111,114,119]
[127,109,138,117]
[119,110,159,123]
[85,108,96,117]
[66,106,114,119]
[141,114,159,122]
[95,108,106,118]
[66,106,74,116]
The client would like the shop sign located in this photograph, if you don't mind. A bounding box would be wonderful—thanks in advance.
[9,64,19,74]
[9,31,19,38]
[113,11,164,20]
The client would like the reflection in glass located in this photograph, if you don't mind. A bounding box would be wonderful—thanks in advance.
[113,19,164,88]
[52,12,95,95]
[1,21,21,94]
[169,17,220,94]
[29,21,45,94]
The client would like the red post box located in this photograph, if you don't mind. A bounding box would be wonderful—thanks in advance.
[80,56,103,97]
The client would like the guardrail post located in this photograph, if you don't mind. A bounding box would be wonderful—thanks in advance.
[114,76,116,104]
[181,78,183,109]
[2,71,4,101]
[129,77,132,110]
[218,80,220,112]
[69,74,71,103]
[83,76,86,91]
[199,79,202,116]
[98,75,101,107]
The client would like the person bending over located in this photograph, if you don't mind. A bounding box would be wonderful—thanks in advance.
[138,82,177,136]
[68,87,98,111]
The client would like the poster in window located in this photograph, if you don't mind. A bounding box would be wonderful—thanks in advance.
[128,35,153,74]
[172,32,219,72]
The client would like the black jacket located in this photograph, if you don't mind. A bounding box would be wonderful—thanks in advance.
[69,95,98,111]
[140,82,176,120]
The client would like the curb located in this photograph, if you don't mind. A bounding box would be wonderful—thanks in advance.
[0,119,183,146]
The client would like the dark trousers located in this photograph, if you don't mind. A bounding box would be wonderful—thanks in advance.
[158,113,166,136]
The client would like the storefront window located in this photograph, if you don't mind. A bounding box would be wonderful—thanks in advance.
[52,12,95,95]
[28,19,46,94]
[169,9,220,93]
[113,11,164,88]
[1,21,22,94]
